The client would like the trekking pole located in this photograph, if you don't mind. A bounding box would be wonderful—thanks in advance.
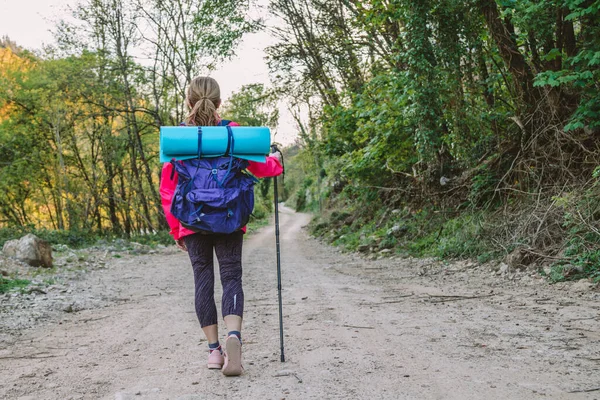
[271,144,285,362]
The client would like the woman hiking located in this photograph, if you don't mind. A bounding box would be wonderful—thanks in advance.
[159,76,283,376]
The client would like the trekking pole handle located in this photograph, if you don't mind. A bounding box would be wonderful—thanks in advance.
[270,144,284,172]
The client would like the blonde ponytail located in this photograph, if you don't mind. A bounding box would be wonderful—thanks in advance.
[185,76,221,126]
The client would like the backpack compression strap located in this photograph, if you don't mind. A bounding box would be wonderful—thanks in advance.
[197,120,230,158]
[215,125,235,187]
[197,126,203,158]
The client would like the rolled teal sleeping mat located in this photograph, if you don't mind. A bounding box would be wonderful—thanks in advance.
[160,126,271,163]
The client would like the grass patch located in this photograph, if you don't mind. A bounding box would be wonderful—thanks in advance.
[311,204,501,261]
[246,218,271,235]
[0,227,103,248]
[406,212,500,261]
[42,277,57,285]
[0,277,31,294]
[30,266,58,277]
[129,231,174,247]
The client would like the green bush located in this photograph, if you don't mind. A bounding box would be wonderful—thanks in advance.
[251,199,269,221]
[0,228,21,248]
[295,187,307,211]
[548,237,600,283]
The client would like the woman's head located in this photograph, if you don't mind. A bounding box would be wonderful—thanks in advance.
[185,76,221,126]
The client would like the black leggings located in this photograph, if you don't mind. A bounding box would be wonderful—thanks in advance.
[184,231,244,328]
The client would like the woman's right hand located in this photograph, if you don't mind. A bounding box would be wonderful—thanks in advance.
[175,238,187,251]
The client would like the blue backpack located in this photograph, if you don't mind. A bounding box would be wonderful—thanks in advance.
[169,120,258,234]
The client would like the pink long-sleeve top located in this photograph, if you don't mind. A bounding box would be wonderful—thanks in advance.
[159,121,283,240]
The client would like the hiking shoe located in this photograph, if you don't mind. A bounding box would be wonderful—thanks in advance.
[222,335,243,376]
[207,348,224,369]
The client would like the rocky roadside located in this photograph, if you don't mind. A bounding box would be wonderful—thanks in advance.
[0,240,173,334]
[2,239,598,336]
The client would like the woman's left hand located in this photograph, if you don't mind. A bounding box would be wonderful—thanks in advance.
[175,238,187,251]
[269,150,282,162]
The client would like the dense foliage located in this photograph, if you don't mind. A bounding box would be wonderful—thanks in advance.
[268,0,600,279]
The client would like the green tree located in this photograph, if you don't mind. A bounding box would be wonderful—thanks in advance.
[221,83,279,128]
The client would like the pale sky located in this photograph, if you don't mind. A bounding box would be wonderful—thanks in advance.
[0,0,297,144]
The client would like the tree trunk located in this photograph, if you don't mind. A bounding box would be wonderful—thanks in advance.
[478,0,542,109]
[111,3,163,230]
[478,0,547,138]
[118,166,132,236]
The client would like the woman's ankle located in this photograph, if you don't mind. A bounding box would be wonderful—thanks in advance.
[208,341,222,353]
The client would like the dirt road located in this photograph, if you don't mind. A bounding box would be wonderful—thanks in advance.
[1,206,599,399]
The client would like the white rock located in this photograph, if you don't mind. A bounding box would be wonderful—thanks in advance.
[2,234,53,268]
[2,240,17,258]
[543,266,552,276]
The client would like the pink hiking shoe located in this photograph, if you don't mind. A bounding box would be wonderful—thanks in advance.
[222,335,243,376]
[207,348,224,369]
